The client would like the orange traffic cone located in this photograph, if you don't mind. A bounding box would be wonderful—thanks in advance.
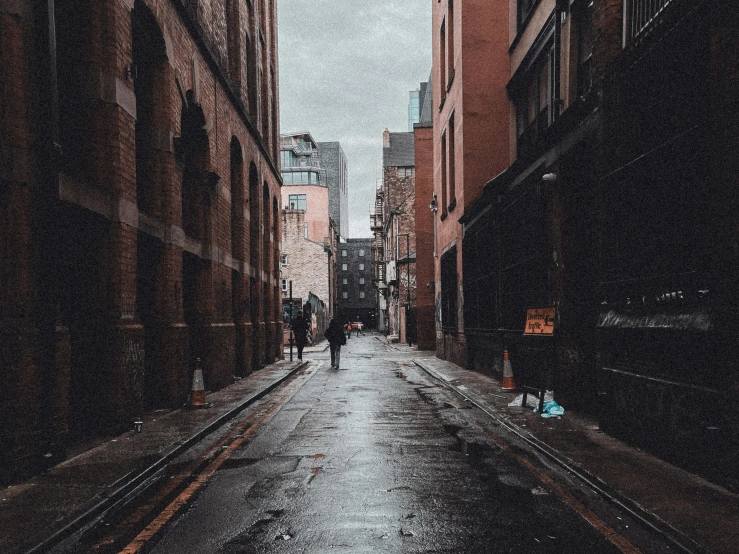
[501,349,516,391]
[187,357,210,409]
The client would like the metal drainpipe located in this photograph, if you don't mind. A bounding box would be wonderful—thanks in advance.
[554,1,563,118]
[38,0,62,463]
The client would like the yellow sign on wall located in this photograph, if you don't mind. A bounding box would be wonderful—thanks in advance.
[524,307,556,335]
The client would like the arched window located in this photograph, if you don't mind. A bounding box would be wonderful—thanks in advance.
[230,138,244,261]
[249,164,260,325]
[55,0,92,179]
[132,1,168,215]
[226,0,242,89]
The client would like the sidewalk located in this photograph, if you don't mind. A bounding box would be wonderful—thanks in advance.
[0,360,305,554]
[404,345,739,554]
[282,337,330,356]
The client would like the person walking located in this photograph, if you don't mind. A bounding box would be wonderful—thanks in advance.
[290,310,309,361]
[325,318,346,369]
[345,320,352,340]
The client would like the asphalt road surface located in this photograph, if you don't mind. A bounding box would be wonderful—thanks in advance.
[66,334,675,553]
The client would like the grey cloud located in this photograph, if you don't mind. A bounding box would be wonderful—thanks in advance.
[278,0,431,237]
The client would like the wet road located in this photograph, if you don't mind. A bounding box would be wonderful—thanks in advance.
[70,334,669,553]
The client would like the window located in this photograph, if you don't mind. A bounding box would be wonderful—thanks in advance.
[280,150,296,168]
[447,0,454,87]
[304,222,308,238]
[359,263,365,271]
[440,130,448,215]
[359,249,365,257]
[515,47,555,160]
[359,277,365,285]
[281,171,321,185]
[398,167,415,178]
[518,0,537,31]
[288,193,307,211]
[281,279,287,292]
[342,291,348,299]
[342,249,347,257]
[441,247,458,331]
[359,291,365,299]
[343,277,348,285]
[448,112,456,209]
[439,19,446,106]
[342,263,347,271]
[280,254,288,266]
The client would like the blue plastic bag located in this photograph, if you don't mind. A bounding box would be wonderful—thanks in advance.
[537,399,565,418]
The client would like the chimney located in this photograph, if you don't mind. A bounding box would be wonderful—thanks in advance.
[383,128,390,148]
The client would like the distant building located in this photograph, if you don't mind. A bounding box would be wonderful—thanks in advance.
[280,132,329,243]
[336,239,376,328]
[279,132,344,322]
[408,88,420,131]
[372,129,416,343]
[317,142,349,239]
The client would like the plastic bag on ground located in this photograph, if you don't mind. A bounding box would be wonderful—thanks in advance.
[539,400,565,418]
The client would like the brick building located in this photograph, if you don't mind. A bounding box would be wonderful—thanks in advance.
[279,132,329,243]
[431,0,512,366]
[336,239,376,328]
[279,132,344,325]
[280,208,336,339]
[413,77,436,350]
[448,0,739,486]
[372,130,417,342]
[0,0,282,484]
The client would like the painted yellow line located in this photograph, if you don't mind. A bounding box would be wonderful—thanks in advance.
[116,379,305,554]
[486,431,641,554]
[93,408,267,550]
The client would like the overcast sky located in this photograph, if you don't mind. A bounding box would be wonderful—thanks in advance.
[277,0,432,238]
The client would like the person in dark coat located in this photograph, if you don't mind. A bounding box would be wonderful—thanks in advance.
[290,310,309,360]
[325,318,345,369]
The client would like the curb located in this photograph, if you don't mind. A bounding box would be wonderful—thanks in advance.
[24,361,309,554]
[413,359,708,554]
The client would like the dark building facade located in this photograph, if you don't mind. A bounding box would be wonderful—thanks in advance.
[0,0,282,484]
[457,0,739,487]
[336,239,376,329]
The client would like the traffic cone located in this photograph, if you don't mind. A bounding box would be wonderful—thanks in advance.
[187,357,210,409]
[501,349,516,391]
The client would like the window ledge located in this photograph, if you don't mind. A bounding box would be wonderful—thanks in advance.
[438,93,446,112]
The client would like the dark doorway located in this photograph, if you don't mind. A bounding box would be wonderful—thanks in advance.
[57,205,107,438]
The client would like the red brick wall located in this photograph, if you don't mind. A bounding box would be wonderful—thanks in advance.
[0,0,281,484]
[414,126,436,350]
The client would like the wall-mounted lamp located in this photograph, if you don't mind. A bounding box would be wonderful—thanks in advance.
[542,173,557,182]
[429,191,438,213]
[125,63,137,80]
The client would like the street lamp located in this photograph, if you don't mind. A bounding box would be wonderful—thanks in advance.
[429,192,438,258]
